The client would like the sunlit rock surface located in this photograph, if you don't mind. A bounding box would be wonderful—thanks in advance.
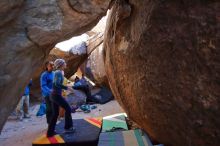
[104,0,220,145]
[0,0,111,131]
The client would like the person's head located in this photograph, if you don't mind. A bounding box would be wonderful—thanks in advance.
[54,59,66,70]
[44,61,54,72]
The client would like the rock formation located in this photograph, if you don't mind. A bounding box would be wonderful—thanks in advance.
[80,15,109,86]
[82,43,108,86]
[104,0,220,145]
[0,0,111,131]
[80,33,108,86]
[0,0,219,145]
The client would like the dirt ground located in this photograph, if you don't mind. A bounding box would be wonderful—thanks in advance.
[0,100,124,146]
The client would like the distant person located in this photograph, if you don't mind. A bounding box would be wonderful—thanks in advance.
[73,75,92,102]
[16,79,32,121]
[40,61,54,124]
[47,59,75,137]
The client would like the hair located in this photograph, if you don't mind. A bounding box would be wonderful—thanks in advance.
[75,76,80,82]
[44,61,53,71]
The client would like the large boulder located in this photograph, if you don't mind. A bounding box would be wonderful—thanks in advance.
[79,15,110,87]
[84,43,108,86]
[80,33,109,86]
[104,0,220,146]
[0,0,111,131]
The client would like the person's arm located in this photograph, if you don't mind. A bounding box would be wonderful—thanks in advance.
[40,74,52,96]
[54,71,68,90]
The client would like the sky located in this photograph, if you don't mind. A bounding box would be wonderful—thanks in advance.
[55,13,108,52]
[55,33,89,52]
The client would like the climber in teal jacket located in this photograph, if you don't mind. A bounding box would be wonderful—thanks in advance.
[47,59,75,137]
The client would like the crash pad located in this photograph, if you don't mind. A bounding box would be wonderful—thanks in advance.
[32,117,102,146]
[102,113,128,132]
[98,129,153,146]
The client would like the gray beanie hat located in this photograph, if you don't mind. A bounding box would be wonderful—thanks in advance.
[54,59,66,69]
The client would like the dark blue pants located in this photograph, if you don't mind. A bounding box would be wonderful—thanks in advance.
[47,94,73,135]
[45,96,52,124]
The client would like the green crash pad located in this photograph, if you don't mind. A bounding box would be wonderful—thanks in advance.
[98,129,153,146]
[102,113,128,132]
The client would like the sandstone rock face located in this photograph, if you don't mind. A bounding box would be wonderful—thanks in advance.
[80,33,108,86]
[104,0,220,145]
[0,0,111,131]
[84,43,107,86]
